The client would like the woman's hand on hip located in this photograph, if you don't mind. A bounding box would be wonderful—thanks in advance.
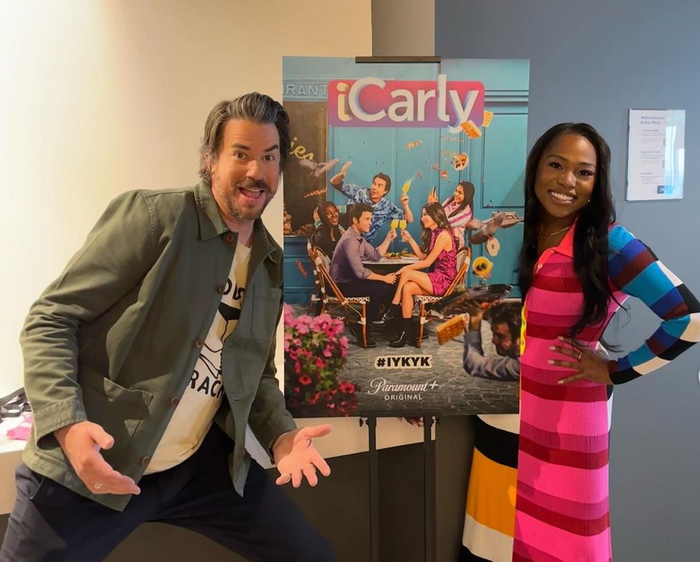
[549,336,613,385]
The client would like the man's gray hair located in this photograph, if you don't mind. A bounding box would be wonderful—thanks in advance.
[199,92,291,183]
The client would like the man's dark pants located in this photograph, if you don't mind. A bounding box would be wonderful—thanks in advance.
[337,278,393,323]
[0,425,334,562]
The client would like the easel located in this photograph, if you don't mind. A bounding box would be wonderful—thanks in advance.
[349,54,445,561]
[359,412,440,562]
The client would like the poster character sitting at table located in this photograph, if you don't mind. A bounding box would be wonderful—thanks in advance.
[383,203,458,348]
[329,161,413,242]
[329,203,397,348]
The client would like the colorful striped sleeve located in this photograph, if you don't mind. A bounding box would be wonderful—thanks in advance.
[606,224,700,384]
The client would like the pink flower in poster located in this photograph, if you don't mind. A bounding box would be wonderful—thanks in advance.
[339,382,356,395]
[284,304,294,324]
[284,308,359,417]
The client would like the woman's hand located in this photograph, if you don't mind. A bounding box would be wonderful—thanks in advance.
[312,207,320,223]
[401,229,413,242]
[427,186,439,204]
[383,273,397,285]
[549,337,613,385]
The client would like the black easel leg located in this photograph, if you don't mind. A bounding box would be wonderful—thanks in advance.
[423,415,437,562]
[367,416,380,562]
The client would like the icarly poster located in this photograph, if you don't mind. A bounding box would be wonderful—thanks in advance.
[282,57,529,417]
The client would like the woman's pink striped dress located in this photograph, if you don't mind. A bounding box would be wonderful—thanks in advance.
[514,230,621,562]
[514,223,700,562]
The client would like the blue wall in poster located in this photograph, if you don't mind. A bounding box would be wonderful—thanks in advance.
[283,57,529,303]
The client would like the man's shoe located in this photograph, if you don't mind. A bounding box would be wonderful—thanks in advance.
[371,306,396,331]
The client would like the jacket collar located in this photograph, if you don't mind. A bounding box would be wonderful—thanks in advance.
[194,180,228,240]
[194,180,279,265]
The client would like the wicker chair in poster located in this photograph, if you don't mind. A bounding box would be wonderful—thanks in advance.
[309,245,370,348]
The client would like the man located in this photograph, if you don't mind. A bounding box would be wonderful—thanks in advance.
[1,93,334,562]
[462,301,521,381]
[330,203,396,348]
[329,161,413,242]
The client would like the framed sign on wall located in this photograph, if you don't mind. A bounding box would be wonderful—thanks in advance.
[626,109,686,201]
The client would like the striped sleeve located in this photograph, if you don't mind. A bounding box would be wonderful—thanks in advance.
[443,199,473,228]
[606,224,700,384]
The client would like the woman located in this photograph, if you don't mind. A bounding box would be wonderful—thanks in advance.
[428,181,481,248]
[309,201,345,257]
[513,123,699,561]
[388,203,458,348]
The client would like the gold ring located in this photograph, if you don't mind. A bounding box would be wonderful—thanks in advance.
[93,481,104,491]
[576,350,583,361]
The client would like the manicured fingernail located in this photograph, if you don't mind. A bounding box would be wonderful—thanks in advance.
[548,346,555,350]
[557,380,564,384]
[547,360,554,364]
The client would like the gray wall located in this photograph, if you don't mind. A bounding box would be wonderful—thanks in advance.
[372,0,435,57]
[435,1,700,560]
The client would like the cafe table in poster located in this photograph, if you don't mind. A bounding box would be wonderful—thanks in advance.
[282,56,528,418]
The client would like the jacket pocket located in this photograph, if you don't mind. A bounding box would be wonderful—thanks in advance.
[251,286,282,341]
[79,367,154,467]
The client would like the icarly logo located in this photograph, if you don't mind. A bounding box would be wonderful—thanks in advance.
[328,75,484,133]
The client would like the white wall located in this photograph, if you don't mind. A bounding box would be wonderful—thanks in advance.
[0,0,425,458]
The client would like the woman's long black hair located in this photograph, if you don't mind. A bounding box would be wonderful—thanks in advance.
[318,201,343,242]
[420,203,455,253]
[444,181,475,219]
[518,123,616,337]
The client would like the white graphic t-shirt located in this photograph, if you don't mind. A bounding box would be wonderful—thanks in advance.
[146,243,251,474]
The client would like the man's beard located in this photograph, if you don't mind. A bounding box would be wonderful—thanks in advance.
[226,179,273,221]
[496,345,519,359]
